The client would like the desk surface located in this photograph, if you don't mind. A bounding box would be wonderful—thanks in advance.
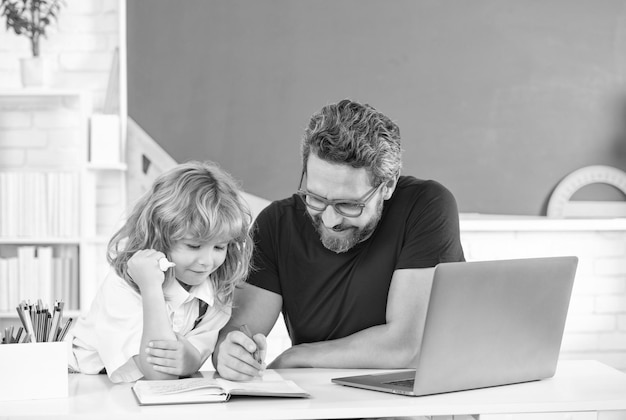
[1,360,626,420]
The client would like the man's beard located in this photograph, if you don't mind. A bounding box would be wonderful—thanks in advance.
[310,197,384,253]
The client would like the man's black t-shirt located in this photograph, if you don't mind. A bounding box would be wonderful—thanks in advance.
[247,176,465,345]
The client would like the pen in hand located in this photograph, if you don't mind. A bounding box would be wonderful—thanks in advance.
[239,324,262,364]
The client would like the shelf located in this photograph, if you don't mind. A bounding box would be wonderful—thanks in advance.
[0,89,120,322]
[459,213,626,232]
[0,238,81,245]
[0,5,128,332]
[0,88,87,97]
[0,89,93,118]
[81,236,114,245]
[0,235,118,246]
[86,162,128,171]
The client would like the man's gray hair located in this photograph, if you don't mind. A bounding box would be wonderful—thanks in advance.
[301,99,402,186]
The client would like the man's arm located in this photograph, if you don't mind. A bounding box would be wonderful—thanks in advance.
[268,267,434,369]
[212,283,282,380]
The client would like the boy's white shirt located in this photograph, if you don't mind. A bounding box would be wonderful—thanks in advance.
[67,269,231,383]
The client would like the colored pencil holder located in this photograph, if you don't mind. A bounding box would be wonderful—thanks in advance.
[0,341,68,401]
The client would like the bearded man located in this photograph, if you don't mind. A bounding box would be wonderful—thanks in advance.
[213,99,465,380]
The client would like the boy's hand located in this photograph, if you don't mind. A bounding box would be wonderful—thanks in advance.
[145,333,202,377]
[127,249,167,291]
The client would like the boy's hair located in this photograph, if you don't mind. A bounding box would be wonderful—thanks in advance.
[107,160,253,308]
[301,99,402,186]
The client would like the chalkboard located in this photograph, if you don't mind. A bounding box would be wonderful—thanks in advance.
[127,0,626,216]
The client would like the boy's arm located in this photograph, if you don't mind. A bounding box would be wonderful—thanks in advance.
[268,267,434,369]
[213,284,282,381]
[136,284,178,379]
[147,306,230,376]
[127,249,178,380]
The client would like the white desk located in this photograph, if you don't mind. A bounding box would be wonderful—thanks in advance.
[1,360,625,420]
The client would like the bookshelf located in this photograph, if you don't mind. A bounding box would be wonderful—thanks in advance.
[0,90,127,325]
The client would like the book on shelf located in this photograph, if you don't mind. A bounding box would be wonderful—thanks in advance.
[17,246,36,301]
[6,259,18,312]
[37,246,53,305]
[0,246,78,312]
[0,259,8,312]
[0,171,79,238]
[131,370,310,405]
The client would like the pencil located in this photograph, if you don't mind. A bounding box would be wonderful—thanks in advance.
[17,303,36,343]
[15,327,23,343]
[57,317,74,341]
[239,324,261,363]
[47,301,62,342]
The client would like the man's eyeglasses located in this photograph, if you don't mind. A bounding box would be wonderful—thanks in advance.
[297,171,384,218]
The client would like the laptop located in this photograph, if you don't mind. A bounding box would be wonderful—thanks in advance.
[332,256,578,396]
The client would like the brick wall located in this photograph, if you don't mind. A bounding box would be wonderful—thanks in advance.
[0,95,86,167]
[461,219,626,372]
[0,0,119,109]
[0,0,120,206]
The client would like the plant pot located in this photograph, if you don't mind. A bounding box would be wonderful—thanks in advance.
[19,57,46,87]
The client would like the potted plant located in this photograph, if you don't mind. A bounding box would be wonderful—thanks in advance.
[0,0,64,86]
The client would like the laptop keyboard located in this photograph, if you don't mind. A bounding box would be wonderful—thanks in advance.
[384,378,415,388]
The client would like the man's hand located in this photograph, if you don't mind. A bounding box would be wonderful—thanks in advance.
[212,284,281,379]
[215,329,267,381]
[146,333,202,377]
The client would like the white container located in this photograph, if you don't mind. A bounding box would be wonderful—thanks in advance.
[89,113,121,164]
[0,341,68,401]
[19,57,46,87]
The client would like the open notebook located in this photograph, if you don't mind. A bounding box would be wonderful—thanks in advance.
[132,370,309,405]
[332,256,578,396]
